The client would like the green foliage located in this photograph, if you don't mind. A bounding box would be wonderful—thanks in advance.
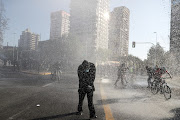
[147,43,165,66]
[126,55,144,74]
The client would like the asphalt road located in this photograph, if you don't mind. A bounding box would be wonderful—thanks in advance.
[0,68,180,120]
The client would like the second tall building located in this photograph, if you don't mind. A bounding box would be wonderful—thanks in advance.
[70,0,110,63]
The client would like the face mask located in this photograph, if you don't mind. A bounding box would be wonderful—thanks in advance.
[86,69,89,72]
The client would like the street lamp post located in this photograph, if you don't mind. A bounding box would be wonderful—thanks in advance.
[13,32,16,71]
[154,32,157,66]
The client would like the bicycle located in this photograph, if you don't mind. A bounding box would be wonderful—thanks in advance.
[151,77,171,100]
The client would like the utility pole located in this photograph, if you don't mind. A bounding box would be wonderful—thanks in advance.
[86,39,87,60]
[17,47,18,61]
[154,32,157,66]
[13,32,16,71]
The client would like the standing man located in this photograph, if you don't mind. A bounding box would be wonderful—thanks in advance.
[55,61,62,82]
[114,63,129,87]
[76,60,97,119]
[145,66,153,88]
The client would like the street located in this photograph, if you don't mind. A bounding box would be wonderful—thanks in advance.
[1,0,180,120]
[0,68,180,120]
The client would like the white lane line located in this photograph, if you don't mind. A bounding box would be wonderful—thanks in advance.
[42,82,53,87]
[7,106,30,120]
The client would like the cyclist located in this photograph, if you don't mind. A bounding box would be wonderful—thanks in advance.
[153,67,172,81]
[153,67,172,93]
[145,66,153,88]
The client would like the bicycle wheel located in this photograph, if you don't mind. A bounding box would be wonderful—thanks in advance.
[151,81,158,94]
[163,85,171,100]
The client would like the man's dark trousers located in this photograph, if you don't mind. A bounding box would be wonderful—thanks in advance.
[147,75,152,87]
[78,88,95,117]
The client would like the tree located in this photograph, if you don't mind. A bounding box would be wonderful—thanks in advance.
[0,0,8,49]
[147,43,165,67]
[125,55,144,74]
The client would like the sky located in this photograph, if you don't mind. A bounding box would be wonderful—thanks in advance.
[2,0,171,60]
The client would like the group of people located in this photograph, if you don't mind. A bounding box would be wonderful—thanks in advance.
[113,63,172,88]
[76,60,172,119]
[145,65,172,88]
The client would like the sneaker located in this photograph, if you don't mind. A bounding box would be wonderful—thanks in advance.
[90,115,97,119]
[76,111,83,115]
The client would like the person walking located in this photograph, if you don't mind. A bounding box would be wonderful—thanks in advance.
[145,66,153,88]
[50,61,62,81]
[114,63,129,87]
[76,60,97,119]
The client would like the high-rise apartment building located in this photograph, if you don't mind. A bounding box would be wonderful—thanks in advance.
[0,0,8,50]
[170,0,180,53]
[18,29,39,51]
[70,0,110,62]
[50,10,70,40]
[109,6,130,60]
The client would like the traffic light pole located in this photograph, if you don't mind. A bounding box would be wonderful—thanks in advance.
[133,42,155,46]
[132,42,156,66]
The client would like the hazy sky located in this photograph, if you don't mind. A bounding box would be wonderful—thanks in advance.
[2,0,171,60]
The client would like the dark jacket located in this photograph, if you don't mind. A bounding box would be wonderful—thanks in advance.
[78,62,96,91]
[146,67,153,77]
[117,66,128,76]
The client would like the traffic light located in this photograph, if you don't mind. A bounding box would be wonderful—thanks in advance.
[132,41,136,48]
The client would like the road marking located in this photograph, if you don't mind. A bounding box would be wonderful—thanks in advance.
[7,106,30,120]
[42,82,53,87]
[100,83,115,120]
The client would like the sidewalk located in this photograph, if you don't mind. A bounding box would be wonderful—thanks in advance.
[166,76,180,88]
